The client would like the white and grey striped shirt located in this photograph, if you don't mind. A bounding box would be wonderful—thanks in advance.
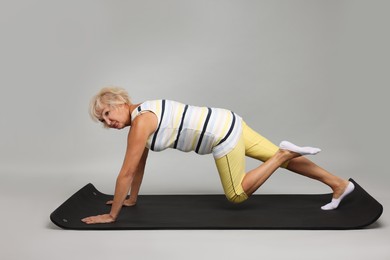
[131,100,242,159]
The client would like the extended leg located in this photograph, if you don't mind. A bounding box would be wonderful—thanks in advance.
[286,157,354,210]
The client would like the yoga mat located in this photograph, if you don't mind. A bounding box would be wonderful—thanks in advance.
[50,179,382,230]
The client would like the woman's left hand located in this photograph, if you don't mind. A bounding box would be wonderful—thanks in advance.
[81,214,115,224]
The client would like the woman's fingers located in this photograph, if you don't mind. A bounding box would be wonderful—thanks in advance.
[106,199,136,206]
[123,199,136,206]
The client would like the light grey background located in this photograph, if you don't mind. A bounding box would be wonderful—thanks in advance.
[1,0,389,259]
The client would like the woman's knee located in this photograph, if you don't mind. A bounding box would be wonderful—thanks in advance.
[225,191,249,204]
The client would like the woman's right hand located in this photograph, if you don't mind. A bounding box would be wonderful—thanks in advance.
[106,199,136,207]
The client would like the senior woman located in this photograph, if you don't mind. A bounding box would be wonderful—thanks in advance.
[82,87,354,224]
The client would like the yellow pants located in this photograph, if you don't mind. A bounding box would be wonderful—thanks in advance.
[215,121,288,203]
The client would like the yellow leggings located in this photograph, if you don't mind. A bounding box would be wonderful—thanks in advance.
[214,121,288,203]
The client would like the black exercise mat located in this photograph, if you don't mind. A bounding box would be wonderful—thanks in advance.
[50,179,383,230]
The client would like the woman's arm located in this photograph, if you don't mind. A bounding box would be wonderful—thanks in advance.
[127,147,148,205]
[82,113,157,224]
[106,148,149,206]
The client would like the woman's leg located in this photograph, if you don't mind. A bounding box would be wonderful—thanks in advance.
[286,157,355,210]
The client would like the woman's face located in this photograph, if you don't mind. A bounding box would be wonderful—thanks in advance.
[100,104,130,129]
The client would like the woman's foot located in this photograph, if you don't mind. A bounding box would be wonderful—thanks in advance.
[279,141,321,155]
[321,181,355,210]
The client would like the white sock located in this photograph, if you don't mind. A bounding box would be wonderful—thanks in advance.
[279,140,321,155]
[321,182,355,210]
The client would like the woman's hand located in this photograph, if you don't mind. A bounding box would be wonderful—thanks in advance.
[81,214,115,224]
[106,199,136,207]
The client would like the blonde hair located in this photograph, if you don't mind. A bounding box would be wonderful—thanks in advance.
[89,86,131,122]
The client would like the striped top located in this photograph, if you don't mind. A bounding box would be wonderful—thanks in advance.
[131,100,242,159]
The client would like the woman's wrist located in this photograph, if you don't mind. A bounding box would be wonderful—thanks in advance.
[109,213,117,221]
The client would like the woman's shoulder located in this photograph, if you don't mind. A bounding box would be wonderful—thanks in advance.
[139,99,186,109]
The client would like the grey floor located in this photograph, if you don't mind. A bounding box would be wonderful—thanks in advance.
[1,172,388,260]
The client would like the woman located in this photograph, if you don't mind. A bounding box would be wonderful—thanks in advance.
[82,87,354,224]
